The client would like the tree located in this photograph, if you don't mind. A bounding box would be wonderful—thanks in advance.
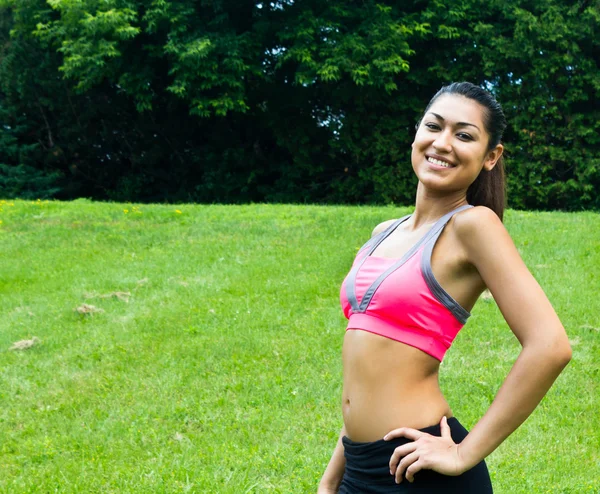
[0,0,598,209]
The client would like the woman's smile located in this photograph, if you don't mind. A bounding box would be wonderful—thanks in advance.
[426,155,457,169]
[411,94,500,193]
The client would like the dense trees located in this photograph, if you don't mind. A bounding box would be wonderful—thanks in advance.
[1,0,598,209]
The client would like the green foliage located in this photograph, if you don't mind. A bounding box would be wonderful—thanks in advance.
[36,1,140,91]
[0,164,62,199]
[277,3,421,90]
[0,0,598,209]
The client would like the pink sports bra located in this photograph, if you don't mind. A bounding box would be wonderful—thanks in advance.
[340,205,473,361]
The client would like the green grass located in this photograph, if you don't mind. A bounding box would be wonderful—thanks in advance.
[0,199,598,493]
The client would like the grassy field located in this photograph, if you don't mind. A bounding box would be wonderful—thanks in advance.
[0,199,598,493]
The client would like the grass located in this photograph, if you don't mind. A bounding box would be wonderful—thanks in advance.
[0,198,598,493]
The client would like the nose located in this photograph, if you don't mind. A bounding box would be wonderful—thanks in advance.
[432,130,453,153]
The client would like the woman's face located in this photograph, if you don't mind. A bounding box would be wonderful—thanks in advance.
[411,94,503,194]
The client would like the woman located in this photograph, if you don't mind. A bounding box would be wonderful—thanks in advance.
[318,82,572,493]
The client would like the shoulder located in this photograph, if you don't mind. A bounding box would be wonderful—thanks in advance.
[451,206,507,245]
[371,219,397,237]
[453,205,503,229]
[450,205,516,269]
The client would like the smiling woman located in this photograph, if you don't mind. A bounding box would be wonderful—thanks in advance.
[411,84,507,221]
[318,82,572,493]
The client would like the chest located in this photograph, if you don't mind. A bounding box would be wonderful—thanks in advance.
[369,224,434,259]
[348,220,476,313]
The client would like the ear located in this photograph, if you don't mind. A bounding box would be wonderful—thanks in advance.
[482,143,504,172]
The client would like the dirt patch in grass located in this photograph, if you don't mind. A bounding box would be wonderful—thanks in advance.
[75,304,104,315]
[85,291,131,302]
[9,337,40,351]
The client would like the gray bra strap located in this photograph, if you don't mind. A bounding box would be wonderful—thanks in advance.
[356,215,411,256]
[347,205,473,313]
[356,205,472,312]
[345,215,411,311]
[421,205,473,323]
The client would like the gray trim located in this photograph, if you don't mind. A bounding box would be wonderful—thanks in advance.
[420,207,472,324]
[356,206,470,312]
[345,216,409,312]
[357,226,433,311]
[348,205,473,314]
[356,218,400,256]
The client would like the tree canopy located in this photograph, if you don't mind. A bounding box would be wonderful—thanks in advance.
[1,0,598,209]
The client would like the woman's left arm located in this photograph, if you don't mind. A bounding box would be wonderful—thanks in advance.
[386,206,572,482]
[449,206,571,469]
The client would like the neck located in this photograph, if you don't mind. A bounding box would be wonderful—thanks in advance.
[410,183,468,229]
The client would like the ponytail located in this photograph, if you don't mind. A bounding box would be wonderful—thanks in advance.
[467,155,506,221]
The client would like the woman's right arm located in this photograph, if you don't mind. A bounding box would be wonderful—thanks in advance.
[318,426,346,493]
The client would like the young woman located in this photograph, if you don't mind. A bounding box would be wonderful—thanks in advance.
[318,82,572,493]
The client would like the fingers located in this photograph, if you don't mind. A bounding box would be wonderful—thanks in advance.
[405,459,426,482]
[383,427,423,442]
[386,419,457,484]
[395,450,419,484]
[440,415,451,440]
[389,442,417,475]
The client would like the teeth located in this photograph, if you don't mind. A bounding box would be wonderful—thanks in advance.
[428,157,453,168]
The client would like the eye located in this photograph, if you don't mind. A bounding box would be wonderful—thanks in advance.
[457,132,473,141]
[424,122,441,130]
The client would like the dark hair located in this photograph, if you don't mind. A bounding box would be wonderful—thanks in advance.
[420,82,507,221]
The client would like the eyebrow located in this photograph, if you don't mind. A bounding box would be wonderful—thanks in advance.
[428,112,480,131]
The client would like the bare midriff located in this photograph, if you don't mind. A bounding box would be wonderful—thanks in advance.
[342,329,452,442]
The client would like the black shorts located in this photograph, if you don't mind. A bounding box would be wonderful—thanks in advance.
[339,417,493,493]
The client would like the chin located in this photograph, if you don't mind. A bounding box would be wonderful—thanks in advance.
[415,170,466,192]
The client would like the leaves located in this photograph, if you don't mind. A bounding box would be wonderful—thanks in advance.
[0,0,598,208]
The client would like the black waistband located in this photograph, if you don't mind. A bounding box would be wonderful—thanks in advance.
[339,417,493,492]
[342,417,462,455]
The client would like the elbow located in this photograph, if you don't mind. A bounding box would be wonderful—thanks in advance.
[557,326,573,367]
[557,341,572,368]
[526,333,572,369]
[547,335,572,369]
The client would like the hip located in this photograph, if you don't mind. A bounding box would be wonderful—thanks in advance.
[339,417,493,493]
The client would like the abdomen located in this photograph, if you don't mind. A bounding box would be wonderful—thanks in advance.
[342,329,452,442]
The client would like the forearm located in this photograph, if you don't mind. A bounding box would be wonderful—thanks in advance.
[458,343,571,470]
[319,426,347,491]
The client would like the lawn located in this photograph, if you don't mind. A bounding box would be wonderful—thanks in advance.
[0,199,598,493]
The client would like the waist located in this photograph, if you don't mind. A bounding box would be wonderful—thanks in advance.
[342,330,450,441]
[343,417,464,455]
[342,383,451,442]
[341,418,480,487]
